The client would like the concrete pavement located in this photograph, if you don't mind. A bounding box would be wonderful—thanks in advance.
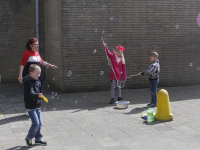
[0,82,200,150]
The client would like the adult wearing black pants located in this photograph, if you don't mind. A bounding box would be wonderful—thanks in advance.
[18,38,58,115]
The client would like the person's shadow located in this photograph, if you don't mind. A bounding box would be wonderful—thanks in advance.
[124,106,148,115]
[0,114,29,125]
[6,146,30,150]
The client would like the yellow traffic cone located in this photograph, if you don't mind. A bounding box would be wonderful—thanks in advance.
[155,89,173,122]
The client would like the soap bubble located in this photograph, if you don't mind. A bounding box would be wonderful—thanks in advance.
[84,95,85,98]
[100,71,104,75]
[175,24,179,29]
[53,77,55,80]
[95,29,97,32]
[43,107,46,111]
[189,63,193,67]
[47,66,49,69]
[48,85,50,87]
[109,34,112,37]
[110,16,114,21]
[121,72,123,74]
[75,100,78,103]
[197,67,200,70]
[51,95,54,99]
[102,30,105,34]
[57,97,59,100]
[53,107,57,111]
[67,71,72,77]
[55,93,57,97]
[93,49,97,53]
[52,92,54,95]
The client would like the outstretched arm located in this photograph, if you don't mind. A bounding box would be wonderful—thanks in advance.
[103,43,113,58]
[41,61,58,69]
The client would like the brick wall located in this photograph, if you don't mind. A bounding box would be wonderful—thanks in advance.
[61,0,200,92]
[44,0,65,91]
[1,0,200,93]
[0,0,36,83]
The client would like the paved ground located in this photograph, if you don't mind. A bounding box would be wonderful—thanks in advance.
[0,82,200,150]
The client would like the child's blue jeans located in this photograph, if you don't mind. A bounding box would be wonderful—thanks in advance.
[26,108,43,141]
[149,79,159,105]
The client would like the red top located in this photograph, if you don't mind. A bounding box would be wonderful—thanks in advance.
[20,50,43,66]
[105,46,127,81]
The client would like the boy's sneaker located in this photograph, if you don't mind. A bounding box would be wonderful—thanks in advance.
[26,111,29,116]
[118,97,123,101]
[149,103,157,107]
[147,103,152,107]
[35,140,47,146]
[109,98,115,104]
[25,138,33,147]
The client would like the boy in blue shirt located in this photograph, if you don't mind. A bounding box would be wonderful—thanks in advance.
[138,51,160,107]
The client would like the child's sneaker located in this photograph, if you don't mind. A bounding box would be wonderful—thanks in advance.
[25,138,33,147]
[118,97,123,101]
[109,98,115,104]
[147,103,152,107]
[149,103,157,108]
[35,140,47,146]
[26,111,29,116]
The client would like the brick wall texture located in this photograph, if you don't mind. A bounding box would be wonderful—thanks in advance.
[1,0,200,93]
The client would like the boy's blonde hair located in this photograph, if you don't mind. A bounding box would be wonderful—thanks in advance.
[150,51,158,58]
[29,64,41,73]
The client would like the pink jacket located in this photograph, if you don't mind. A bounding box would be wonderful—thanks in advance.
[105,46,127,81]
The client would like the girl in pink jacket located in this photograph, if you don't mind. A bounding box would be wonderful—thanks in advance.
[103,43,127,104]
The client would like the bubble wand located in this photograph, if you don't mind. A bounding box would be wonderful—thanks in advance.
[130,74,139,77]
[42,94,48,103]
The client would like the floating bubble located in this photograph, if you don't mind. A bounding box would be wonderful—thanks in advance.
[57,97,59,100]
[53,107,57,111]
[55,93,57,97]
[52,92,54,95]
[67,71,72,77]
[109,34,112,37]
[93,49,97,53]
[175,24,179,29]
[43,107,46,111]
[110,16,114,21]
[189,63,193,67]
[121,72,123,74]
[95,29,97,32]
[53,77,55,80]
[197,67,200,70]
[84,95,85,98]
[47,66,49,69]
[102,30,105,34]
[75,100,78,103]
[48,85,50,87]
[51,95,54,99]
[100,71,104,75]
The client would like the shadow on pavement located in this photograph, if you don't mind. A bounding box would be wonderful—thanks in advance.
[0,114,29,125]
[124,106,148,115]
[6,146,30,150]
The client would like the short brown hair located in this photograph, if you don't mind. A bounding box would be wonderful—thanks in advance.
[150,51,158,58]
[29,64,41,73]
[25,38,38,50]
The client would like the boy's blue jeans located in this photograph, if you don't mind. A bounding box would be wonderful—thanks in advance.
[149,79,159,105]
[26,108,43,141]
